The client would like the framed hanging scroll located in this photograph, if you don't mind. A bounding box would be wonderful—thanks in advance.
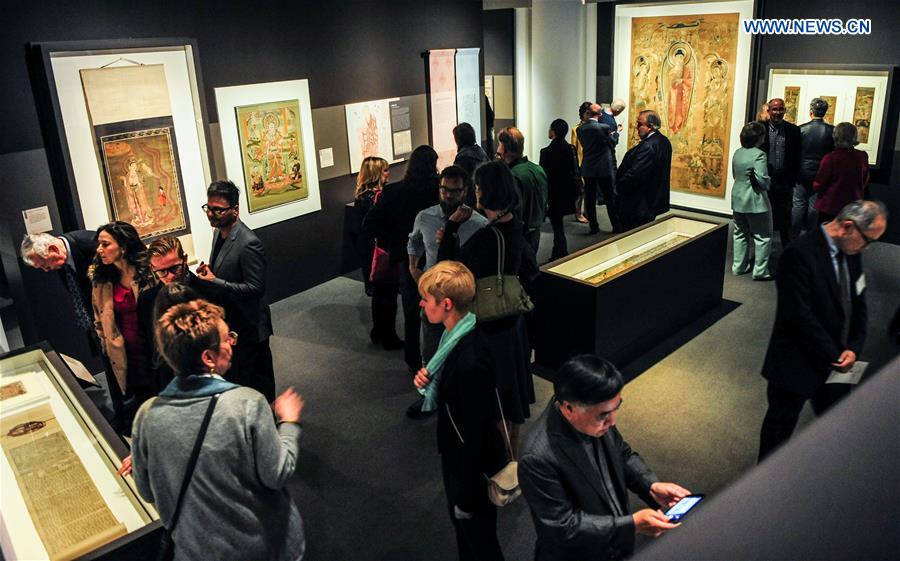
[215,79,321,229]
[27,38,214,254]
[766,64,895,167]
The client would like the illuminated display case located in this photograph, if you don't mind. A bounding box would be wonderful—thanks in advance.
[0,343,160,561]
[534,215,727,371]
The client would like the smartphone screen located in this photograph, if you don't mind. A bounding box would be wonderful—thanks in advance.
[664,494,704,522]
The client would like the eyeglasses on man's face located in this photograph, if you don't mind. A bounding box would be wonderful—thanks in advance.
[850,220,877,248]
[440,186,465,194]
[202,204,235,215]
[152,261,186,279]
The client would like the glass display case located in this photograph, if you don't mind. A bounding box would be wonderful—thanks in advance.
[0,344,160,561]
[534,215,728,372]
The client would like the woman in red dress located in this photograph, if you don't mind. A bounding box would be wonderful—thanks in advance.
[89,221,157,432]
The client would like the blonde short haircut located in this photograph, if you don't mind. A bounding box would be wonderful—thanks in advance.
[417,261,475,314]
[155,299,225,376]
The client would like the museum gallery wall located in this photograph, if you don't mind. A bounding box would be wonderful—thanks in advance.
[767,66,893,167]
[34,41,214,259]
[613,0,754,216]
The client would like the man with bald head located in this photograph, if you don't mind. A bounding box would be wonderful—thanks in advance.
[615,110,672,231]
[759,98,802,249]
[577,103,619,233]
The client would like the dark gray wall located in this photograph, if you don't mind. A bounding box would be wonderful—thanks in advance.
[483,8,515,76]
[0,0,484,359]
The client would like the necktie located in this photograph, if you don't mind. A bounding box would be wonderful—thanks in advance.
[838,254,851,347]
[64,266,94,331]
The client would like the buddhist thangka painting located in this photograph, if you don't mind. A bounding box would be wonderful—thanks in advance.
[819,95,837,124]
[852,87,875,143]
[629,13,740,198]
[96,116,189,241]
[235,100,309,214]
[783,86,801,123]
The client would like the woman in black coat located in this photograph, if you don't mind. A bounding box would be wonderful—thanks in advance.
[363,146,440,363]
[438,161,538,457]
[539,119,579,260]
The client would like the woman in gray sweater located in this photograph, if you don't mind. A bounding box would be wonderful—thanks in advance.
[131,299,305,560]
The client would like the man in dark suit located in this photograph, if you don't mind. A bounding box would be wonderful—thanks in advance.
[760,98,802,248]
[540,118,579,260]
[197,180,275,401]
[758,200,887,461]
[615,110,672,231]
[520,355,690,561]
[577,104,618,234]
[20,230,97,341]
[796,97,835,237]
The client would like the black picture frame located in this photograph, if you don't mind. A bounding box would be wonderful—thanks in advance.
[26,38,214,234]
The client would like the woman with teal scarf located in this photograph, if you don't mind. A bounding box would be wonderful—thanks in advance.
[414,261,507,561]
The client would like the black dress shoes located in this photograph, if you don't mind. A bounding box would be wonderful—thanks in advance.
[382,335,404,350]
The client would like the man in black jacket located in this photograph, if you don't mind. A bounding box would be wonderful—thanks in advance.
[796,98,835,238]
[615,110,672,231]
[520,355,690,561]
[760,98,802,249]
[758,200,887,461]
[577,104,618,234]
[20,230,97,342]
[139,235,251,392]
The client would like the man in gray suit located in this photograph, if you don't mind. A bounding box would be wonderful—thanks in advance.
[197,180,275,401]
[577,104,619,234]
[520,355,689,561]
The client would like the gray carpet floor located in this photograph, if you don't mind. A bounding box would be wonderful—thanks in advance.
[270,209,899,561]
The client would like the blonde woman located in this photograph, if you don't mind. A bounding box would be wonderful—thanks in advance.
[351,156,389,297]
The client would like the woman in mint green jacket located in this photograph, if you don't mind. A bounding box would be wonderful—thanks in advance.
[731,122,773,280]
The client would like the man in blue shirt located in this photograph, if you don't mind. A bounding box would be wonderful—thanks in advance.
[405,165,488,418]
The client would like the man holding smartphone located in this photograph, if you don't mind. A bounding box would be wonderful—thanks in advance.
[520,355,690,561]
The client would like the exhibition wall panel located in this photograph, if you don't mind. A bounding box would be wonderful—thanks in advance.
[0,0,484,360]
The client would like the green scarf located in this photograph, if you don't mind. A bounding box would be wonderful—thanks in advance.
[418,312,478,412]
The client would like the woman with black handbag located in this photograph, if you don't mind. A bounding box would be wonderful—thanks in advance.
[130,299,306,561]
[437,160,537,458]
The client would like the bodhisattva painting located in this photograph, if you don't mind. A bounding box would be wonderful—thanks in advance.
[629,13,740,198]
[783,86,801,123]
[853,87,875,143]
[235,100,309,214]
[819,95,837,124]
[98,120,189,240]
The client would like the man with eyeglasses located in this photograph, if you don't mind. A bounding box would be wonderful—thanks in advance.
[520,355,690,561]
[405,165,488,418]
[615,109,672,232]
[196,180,276,402]
[759,200,887,461]
[138,235,251,389]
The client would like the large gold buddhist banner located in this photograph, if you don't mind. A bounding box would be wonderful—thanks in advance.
[628,13,740,199]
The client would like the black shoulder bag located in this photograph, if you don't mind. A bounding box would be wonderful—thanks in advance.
[157,393,221,561]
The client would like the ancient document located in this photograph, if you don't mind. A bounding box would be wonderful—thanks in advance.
[1,404,126,560]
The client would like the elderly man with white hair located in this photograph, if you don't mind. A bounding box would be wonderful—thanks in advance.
[20,230,97,333]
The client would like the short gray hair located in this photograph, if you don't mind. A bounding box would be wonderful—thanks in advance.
[640,110,661,129]
[836,200,888,230]
[610,99,626,114]
[833,122,858,148]
[810,97,829,118]
[20,233,60,266]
